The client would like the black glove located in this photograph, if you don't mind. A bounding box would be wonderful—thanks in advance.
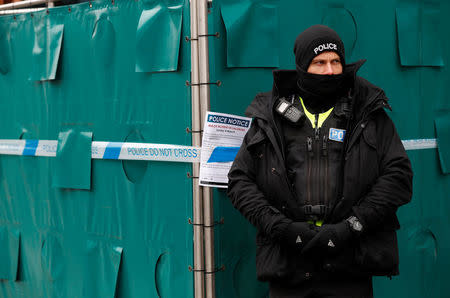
[301,221,352,255]
[280,222,318,250]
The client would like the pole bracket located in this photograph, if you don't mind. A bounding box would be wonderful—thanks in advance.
[188,265,205,272]
[188,218,204,226]
[186,127,203,134]
[204,217,225,228]
[198,32,220,38]
[186,80,222,87]
[205,265,225,274]
[185,32,219,42]
[187,172,199,179]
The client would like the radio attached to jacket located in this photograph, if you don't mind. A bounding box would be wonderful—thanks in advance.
[275,95,305,124]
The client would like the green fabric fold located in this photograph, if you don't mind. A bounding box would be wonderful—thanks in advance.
[435,114,450,174]
[220,0,279,68]
[396,5,444,67]
[29,14,65,81]
[0,227,20,281]
[52,129,93,190]
[135,3,183,72]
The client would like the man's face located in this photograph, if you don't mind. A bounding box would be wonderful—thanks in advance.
[307,51,343,75]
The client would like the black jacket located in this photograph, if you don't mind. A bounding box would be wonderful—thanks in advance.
[227,66,413,284]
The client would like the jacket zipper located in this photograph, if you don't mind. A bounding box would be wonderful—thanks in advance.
[314,115,320,141]
[314,114,320,206]
[322,135,328,206]
[306,136,313,205]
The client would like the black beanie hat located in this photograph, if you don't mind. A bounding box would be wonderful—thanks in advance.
[293,25,345,72]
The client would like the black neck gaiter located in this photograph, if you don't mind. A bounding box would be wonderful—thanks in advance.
[296,68,351,114]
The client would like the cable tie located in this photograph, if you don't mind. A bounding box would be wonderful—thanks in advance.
[204,217,225,228]
[186,80,222,87]
[198,32,220,38]
[205,265,225,274]
[186,127,203,134]
[188,218,204,226]
[187,172,199,179]
[188,265,205,272]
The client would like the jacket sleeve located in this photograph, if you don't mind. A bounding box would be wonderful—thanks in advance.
[227,121,292,239]
[352,110,413,231]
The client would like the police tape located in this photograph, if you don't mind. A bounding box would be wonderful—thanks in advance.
[0,138,439,163]
[401,139,437,151]
[0,139,201,163]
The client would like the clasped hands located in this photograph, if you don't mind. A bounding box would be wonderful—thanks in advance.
[281,221,352,255]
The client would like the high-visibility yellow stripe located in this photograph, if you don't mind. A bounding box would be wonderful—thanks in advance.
[307,220,324,227]
[300,97,334,129]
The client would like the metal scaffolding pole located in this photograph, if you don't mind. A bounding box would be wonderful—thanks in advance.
[197,0,215,297]
[190,0,205,297]
[0,0,59,11]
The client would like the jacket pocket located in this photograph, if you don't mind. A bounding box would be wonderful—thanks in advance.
[362,121,377,150]
[356,230,399,276]
[359,121,379,183]
[255,236,291,282]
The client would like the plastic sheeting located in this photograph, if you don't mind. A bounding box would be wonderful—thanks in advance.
[0,0,450,297]
[0,1,193,297]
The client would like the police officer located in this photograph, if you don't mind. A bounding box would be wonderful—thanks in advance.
[227,25,413,297]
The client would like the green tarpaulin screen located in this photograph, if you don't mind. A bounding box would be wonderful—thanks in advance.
[0,1,193,297]
[0,0,449,297]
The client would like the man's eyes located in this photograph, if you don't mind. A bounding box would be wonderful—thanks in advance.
[314,60,341,65]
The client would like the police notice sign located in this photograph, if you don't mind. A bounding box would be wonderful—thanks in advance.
[199,111,252,188]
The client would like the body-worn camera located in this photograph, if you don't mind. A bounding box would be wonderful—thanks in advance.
[275,96,305,124]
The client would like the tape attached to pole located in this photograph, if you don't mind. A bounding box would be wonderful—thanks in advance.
[401,139,437,150]
[0,138,438,163]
